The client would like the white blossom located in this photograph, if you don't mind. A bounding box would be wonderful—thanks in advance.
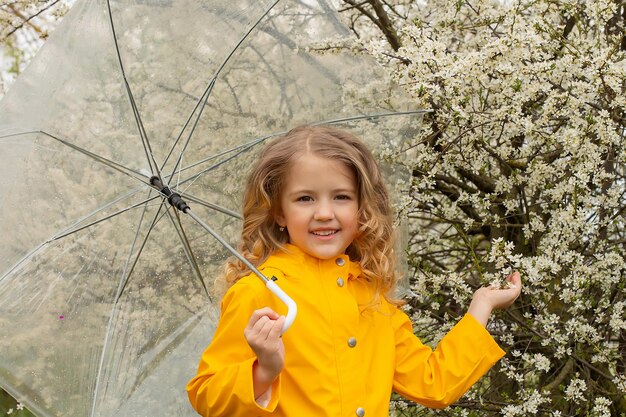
[591,397,613,417]
[565,375,587,403]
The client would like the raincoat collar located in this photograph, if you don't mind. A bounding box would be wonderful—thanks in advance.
[261,243,363,281]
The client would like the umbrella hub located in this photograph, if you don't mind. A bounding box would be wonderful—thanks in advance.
[150,176,190,213]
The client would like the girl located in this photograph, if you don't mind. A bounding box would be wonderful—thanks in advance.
[187,125,522,417]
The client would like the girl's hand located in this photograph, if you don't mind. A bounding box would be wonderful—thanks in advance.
[468,271,522,326]
[244,307,285,400]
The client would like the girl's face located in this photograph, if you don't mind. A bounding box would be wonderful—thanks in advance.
[276,153,359,260]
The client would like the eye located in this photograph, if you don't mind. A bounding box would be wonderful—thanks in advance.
[297,195,313,202]
[335,194,353,200]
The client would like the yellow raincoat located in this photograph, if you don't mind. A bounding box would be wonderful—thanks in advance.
[187,244,505,416]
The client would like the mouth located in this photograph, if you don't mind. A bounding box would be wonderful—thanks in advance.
[311,229,338,236]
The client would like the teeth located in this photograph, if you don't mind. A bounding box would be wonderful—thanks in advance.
[313,230,336,236]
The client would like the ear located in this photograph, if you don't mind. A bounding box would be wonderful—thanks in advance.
[275,212,286,227]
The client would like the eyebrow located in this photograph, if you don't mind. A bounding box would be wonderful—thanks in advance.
[287,188,357,195]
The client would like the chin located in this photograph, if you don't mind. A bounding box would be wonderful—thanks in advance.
[311,247,347,260]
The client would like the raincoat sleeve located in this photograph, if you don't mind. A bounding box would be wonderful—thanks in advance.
[186,280,282,417]
[392,311,505,409]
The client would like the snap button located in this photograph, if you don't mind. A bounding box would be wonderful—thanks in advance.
[356,407,365,416]
[347,337,357,348]
[337,277,344,287]
[335,257,345,266]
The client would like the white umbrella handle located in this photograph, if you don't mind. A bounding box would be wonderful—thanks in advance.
[266,279,297,334]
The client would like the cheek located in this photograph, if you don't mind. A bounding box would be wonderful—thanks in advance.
[281,206,305,226]
[344,207,360,229]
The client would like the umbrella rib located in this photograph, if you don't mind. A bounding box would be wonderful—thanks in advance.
[105,0,164,181]
[165,208,210,297]
[312,109,432,126]
[160,78,214,176]
[113,201,167,304]
[0,188,154,283]
[164,0,281,185]
[39,130,149,184]
[49,185,152,241]
[222,2,340,85]
[165,78,215,189]
[174,110,429,192]
[177,135,271,192]
[0,242,47,283]
[125,78,164,179]
[174,135,268,177]
[91,194,164,417]
[125,308,208,400]
[214,0,281,78]
[50,194,161,242]
[179,193,242,220]
[118,190,159,297]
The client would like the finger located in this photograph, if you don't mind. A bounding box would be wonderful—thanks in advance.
[267,316,285,339]
[249,315,272,336]
[244,315,264,339]
[252,317,283,347]
[250,307,280,322]
[504,275,522,302]
[245,317,274,348]
[257,316,278,339]
[245,314,270,335]
[246,308,279,330]
[506,271,522,289]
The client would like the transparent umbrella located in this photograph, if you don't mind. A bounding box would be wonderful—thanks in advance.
[0,0,424,416]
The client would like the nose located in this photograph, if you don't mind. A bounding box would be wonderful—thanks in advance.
[314,199,334,221]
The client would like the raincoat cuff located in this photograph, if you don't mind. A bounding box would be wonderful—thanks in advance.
[457,313,506,359]
[246,357,282,413]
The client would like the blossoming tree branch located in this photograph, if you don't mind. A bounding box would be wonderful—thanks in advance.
[334,0,625,415]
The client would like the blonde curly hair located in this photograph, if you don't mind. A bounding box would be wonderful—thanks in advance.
[217,125,400,304]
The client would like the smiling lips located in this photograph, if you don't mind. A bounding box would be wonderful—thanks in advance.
[311,229,338,236]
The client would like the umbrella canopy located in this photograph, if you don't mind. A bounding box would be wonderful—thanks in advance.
[0,0,423,416]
